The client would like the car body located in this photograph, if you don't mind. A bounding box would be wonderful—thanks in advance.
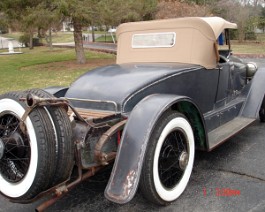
[0,17,264,210]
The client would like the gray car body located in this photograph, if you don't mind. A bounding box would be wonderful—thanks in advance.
[46,57,265,204]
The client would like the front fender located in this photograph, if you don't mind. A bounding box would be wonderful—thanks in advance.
[240,67,265,118]
[105,94,195,204]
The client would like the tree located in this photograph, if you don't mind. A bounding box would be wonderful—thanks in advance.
[34,2,61,50]
[126,0,158,21]
[156,0,207,18]
[208,0,261,42]
[258,7,265,32]
[97,0,157,27]
[0,0,59,49]
[55,0,99,64]
[0,0,39,49]
[157,0,264,42]
[97,0,130,27]
[0,13,8,33]
[0,0,158,63]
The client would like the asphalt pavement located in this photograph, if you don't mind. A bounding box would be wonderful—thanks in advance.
[0,58,265,212]
[52,41,117,54]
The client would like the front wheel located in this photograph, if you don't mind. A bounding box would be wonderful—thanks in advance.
[139,111,195,205]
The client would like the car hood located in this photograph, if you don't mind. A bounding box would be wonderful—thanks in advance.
[65,63,201,112]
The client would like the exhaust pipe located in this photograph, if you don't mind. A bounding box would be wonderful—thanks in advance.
[26,93,41,107]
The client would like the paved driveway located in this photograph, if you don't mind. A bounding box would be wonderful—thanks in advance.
[0,58,265,212]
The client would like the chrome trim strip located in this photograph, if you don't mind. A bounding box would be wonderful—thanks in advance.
[65,97,118,113]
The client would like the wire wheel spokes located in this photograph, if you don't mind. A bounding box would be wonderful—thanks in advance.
[158,129,188,189]
[0,113,31,183]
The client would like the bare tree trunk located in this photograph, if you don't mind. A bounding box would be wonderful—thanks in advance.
[73,18,86,64]
[238,21,245,43]
[49,28,53,50]
[91,26,95,42]
[29,32,34,50]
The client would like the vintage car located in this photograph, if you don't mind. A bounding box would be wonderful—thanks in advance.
[0,17,264,211]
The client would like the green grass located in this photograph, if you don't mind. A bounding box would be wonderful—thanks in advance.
[232,44,265,54]
[257,33,265,42]
[50,32,74,43]
[1,32,23,41]
[231,42,265,54]
[95,35,116,43]
[0,47,115,93]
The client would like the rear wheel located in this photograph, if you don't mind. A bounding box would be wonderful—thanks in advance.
[0,92,57,200]
[139,111,195,205]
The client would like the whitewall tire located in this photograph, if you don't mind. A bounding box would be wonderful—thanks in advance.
[0,92,57,200]
[140,111,195,205]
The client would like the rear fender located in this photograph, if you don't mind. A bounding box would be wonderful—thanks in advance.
[105,94,206,204]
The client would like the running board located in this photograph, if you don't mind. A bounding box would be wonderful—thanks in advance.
[208,117,256,151]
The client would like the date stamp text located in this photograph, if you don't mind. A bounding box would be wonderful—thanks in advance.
[203,188,241,197]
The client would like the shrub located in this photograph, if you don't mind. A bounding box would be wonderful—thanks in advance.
[19,34,30,47]
[244,31,257,40]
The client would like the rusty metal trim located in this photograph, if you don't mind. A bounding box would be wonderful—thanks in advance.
[95,120,127,165]
[35,166,102,212]
[66,97,119,113]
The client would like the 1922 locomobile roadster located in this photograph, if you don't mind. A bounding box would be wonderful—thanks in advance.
[0,17,264,211]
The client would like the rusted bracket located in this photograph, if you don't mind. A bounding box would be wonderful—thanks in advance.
[19,94,69,120]
[35,140,103,212]
[95,119,127,165]
[19,93,90,132]
[18,93,70,134]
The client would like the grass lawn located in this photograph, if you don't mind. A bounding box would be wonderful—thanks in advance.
[0,32,23,40]
[96,35,116,43]
[231,43,265,54]
[51,32,74,43]
[257,33,265,42]
[0,47,115,94]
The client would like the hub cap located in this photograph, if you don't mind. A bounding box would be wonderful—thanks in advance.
[179,151,189,171]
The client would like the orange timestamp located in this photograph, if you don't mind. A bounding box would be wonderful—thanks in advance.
[203,187,241,197]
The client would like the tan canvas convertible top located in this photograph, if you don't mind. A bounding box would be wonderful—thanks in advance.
[116,17,237,69]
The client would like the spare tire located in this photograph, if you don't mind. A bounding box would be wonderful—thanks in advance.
[0,92,57,200]
[25,89,74,186]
